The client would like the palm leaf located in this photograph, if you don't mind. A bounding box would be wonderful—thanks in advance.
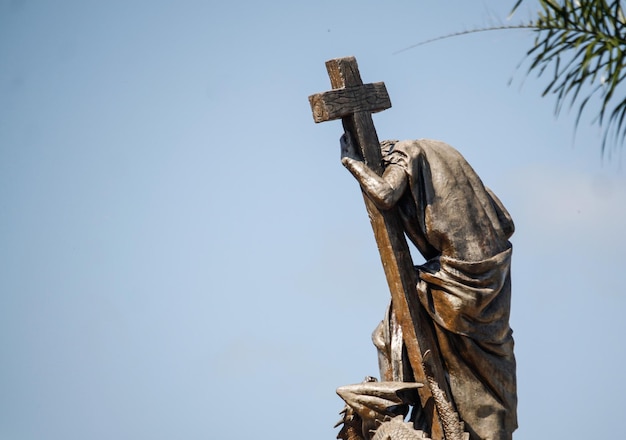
[512,0,626,155]
[399,0,626,155]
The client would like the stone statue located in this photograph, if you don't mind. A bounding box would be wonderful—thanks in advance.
[308,57,517,440]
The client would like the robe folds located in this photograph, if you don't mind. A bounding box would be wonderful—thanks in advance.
[373,139,517,440]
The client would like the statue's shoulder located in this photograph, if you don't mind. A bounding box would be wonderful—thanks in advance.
[410,139,468,164]
[391,139,423,156]
[393,139,457,158]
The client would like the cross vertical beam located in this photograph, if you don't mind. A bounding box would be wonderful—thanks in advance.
[309,57,452,440]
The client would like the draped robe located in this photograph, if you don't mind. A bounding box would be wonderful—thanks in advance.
[371,139,517,440]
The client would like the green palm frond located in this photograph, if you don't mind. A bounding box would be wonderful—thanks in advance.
[512,0,626,155]
[399,0,626,156]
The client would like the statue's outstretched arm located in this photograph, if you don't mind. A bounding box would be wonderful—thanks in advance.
[340,134,407,210]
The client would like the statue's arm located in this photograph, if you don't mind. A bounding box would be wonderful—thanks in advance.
[340,134,407,210]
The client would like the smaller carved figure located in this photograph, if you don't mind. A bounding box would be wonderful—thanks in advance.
[335,378,428,440]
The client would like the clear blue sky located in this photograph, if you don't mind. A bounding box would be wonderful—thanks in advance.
[1,1,625,439]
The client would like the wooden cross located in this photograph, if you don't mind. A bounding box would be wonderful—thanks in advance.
[309,57,452,440]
